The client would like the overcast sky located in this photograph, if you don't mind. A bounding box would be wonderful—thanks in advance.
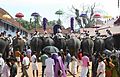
[0,0,119,28]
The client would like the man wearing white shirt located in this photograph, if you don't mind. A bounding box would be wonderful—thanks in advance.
[31,51,38,77]
[21,53,30,77]
[45,55,55,77]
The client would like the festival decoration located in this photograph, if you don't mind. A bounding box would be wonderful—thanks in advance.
[70,17,74,31]
[43,17,47,31]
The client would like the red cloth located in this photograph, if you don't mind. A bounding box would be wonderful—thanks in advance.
[78,52,82,60]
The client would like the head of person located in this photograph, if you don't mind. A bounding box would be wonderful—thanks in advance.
[10,57,16,64]
[0,53,2,57]
[98,56,104,62]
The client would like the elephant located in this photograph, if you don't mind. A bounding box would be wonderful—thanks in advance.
[42,37,55,48]
[12,37,25,52]
[30,37,43,58]
[66,37,81,56]
[113,34,120,50]
[92,37,105,77]
[53,35,66,51]
[81,37,94,56]
[104,36,115,51]
[0,38,10,60]
[94,37,105,54]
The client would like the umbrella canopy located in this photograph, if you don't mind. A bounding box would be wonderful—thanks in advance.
[42,46,59,55]
[103,15,112,19]
[80,13,87,17]
[2,14,11,19]
[15,13,24,18]
[31,12,40,17]
[93,14,101,18]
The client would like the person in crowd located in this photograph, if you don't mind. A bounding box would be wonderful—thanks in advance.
[15,48,21,67]
[26,46,32,61]
[110,55,119,77]
[40,52,48,77]
[58,52,66,77]
[31,51,38,77]
[97,56,105,77]
[77,49,83,72]
[71,56,77,76]
[80,52,90,77]
[64,49,71,73]
[104,57,115,77]
[10,58,17,77]
[7,34,13,45]
[0,53,4,77]
[2,58,11,77]
[56,28,64,39]
[21,53,30,77]
[44,54,55,77]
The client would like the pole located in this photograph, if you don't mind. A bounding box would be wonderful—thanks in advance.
[34,17,36,31]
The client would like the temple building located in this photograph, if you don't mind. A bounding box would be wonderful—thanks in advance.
[0,8,28,36]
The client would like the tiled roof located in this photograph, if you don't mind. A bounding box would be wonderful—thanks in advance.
[0,8,28,32]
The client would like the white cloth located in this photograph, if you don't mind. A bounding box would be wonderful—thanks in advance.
[45,58,55,77]
[16,57,20,62]
[97,61,105,77]
[31,55,38,70]
[80,66,88,77]
[22,56,30,66]
[0,57,4,74]
[71,60,77,74]
[1,64,10,77]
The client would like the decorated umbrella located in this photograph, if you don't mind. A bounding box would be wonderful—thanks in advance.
[3,14,11,19]
[80,13,87,17]
[15,12,24,18]
[70,17,74,32]
[31,12,40,31]
[43,17,47,31]
[42,46,59,55]
[31,12,40,17]
[103,15,112,19]
[93,14,101,18]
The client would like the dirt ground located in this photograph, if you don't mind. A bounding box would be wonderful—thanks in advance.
[17,62,92,77]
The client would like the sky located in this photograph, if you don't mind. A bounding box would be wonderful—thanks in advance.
[0,0,119,28]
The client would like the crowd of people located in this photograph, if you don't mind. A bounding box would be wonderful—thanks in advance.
[0,30,119,77]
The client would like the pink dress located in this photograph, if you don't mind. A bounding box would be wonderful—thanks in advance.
[2,64,10,77]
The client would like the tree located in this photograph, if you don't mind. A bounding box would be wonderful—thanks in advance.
[72,3,100,28]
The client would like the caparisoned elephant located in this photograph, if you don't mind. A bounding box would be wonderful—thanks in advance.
[12,38,25,52]
[66,37,81,56]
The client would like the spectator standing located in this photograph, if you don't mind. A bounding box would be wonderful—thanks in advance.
[97,56,105,77]
[65,49,71,72]
[21,53,30,77]
[80,52,90,77]
[41,53,48,77]
[31,51,38,77]
[44,55,55,77]
[15,48,21,67]
[104,57,115,77]
[10,58,17,77]
[0,53,4,77]
[26,46,32,61]
[71,56,77,76]
[2,58,11,77]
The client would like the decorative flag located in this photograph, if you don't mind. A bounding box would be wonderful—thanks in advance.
[70,17,74,31]
[43,17,47,31]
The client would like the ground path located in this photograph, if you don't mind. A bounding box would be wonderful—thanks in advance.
[17,62,92,77]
